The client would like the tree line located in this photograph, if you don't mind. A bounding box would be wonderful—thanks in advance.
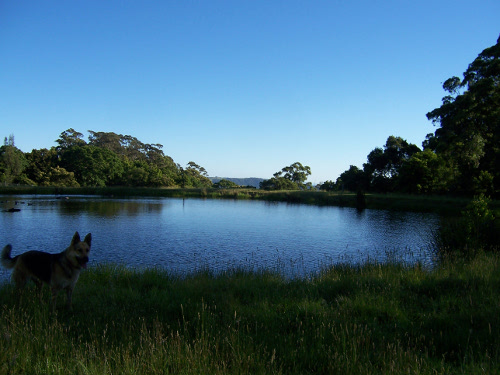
[0,129,212,188]
[317,35,499,197]
[1,36,498,196]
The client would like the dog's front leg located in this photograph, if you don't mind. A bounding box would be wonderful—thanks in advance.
[50,287,60,312]
[33,279,43,303]
[65,287,73,310]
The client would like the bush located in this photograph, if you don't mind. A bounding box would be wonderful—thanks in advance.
[462,194,496,247]
[435,194,498,256]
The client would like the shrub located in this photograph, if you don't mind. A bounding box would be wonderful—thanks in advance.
[436,194,497,256]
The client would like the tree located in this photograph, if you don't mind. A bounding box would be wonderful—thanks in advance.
[0,135,29,184]
[88,131,123,154]
[186,161,208,176]
[260,176,298,190]
[55,128,86,151]
[214,179,240,189]
[336,165,367,192]
[121,159,150,186]
[318,180,336,192]
[279,162,311,187]
[179,162,212,188]
[363,136,420,192]
[45,166,80,187]
[260,162,312,190]
[121,135,146,161]
[60,145,124,187]
[87,130,179,186]
[397,150,449,193]
[426,35,500,195]
[25,148,78,186]
[25,148,57,184]
[4,134,15,147]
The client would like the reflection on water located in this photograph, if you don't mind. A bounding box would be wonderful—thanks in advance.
[0,195,440,280]
[21,197,163,217]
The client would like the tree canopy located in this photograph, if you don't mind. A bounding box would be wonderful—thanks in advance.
[0,135,30,185]
[425,35,500,195]
[260,162,312,190]
[1,129,212,188]
[328,36,500,196]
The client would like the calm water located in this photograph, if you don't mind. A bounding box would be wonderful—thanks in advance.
[0,195,439,280]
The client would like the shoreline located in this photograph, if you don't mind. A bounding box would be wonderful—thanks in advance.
[1,185,491,215]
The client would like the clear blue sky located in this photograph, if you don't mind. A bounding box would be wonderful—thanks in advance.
[1,1,499,184]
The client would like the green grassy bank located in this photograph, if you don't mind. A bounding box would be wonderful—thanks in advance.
[1,253,499,374]
[2,185,495,215]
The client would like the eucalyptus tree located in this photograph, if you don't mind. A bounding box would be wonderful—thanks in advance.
[0,135,29,184]
[363,136,420,192]
[260,162,312,190]
[336,165,367,192]
[60,145,124,187]
[179,161,212,188]
[426,35,500,195]
[55,128,86,151]
[25,148,79,186]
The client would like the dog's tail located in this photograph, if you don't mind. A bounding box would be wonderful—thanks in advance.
[1,245,17,269]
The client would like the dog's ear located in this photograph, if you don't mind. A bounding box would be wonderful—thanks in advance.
[84,233,92,247]
[71,232,81,246]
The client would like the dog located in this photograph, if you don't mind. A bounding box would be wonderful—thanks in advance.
[1,231,91,311]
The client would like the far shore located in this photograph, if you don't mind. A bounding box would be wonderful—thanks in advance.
[1,185,498,215]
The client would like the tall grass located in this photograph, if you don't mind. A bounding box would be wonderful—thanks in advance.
[1,254,499,374]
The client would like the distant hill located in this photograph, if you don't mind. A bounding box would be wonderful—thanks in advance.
[209,177,264,189]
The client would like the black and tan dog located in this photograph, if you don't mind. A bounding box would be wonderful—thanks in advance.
[1,231,91,311]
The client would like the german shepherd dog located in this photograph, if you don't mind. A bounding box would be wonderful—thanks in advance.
[1,232,91,311]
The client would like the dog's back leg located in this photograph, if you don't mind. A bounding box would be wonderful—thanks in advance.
[12,267,28,289]
[10,268,29,305]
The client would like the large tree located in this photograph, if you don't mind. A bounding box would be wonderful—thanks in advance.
[0,135,30,184]
[335,165,367,192]
[178,162,212,188]
[397,150,449,194]
[25,148,79,186]
[260,162,312,190]
[88,131,123,154]
[55,128,87,150]
[363,136,420,192]
[60,145,124,187]
[88,131,168,164]
[87,130,179,186]
[426,36,500,195]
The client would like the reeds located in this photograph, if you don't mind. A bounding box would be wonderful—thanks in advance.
[1,254,499,374]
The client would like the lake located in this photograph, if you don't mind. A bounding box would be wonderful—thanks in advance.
[0,195,439,280]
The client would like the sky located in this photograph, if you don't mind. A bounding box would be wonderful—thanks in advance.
[1,1,499,184]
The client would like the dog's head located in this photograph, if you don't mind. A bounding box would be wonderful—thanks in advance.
[67,231,92,269]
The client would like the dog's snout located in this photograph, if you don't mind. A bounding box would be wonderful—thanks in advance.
[77,255,89,265]
[77,255,89,269]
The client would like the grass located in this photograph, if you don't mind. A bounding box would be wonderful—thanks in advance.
[1,253,500,374]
